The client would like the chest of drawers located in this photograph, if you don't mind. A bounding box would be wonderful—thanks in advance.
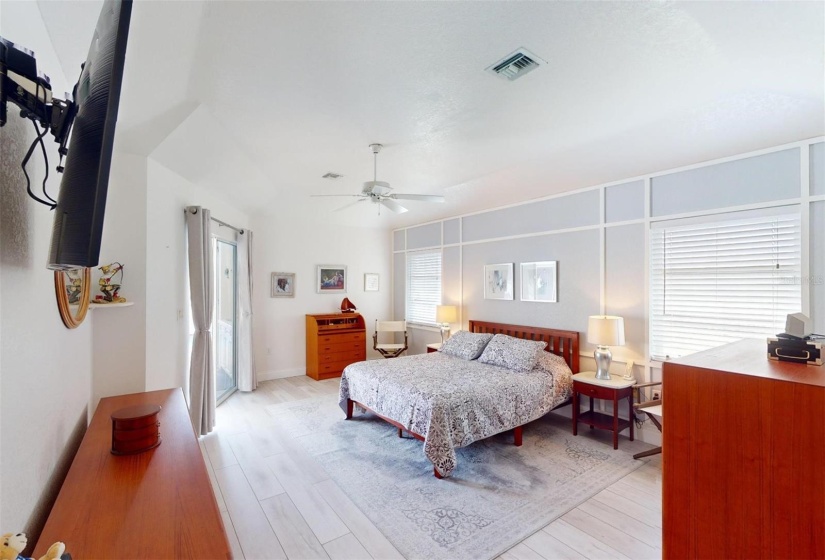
[306,313,366,380]
[35,389,230,558]
[663,339,825,558]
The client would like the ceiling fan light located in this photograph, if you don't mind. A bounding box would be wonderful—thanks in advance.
[363,180,391,192]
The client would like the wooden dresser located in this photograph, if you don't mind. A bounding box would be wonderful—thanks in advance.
[306,313,366,380]
[35,388,231,559]
[663,339,824,559]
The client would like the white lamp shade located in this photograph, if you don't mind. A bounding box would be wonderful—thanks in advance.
[436,305,458,324]
[587,315,625,346]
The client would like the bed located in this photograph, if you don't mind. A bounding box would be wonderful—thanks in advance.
[338,320,580,478]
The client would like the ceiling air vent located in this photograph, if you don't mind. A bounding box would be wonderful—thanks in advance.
[486,48,544,81]
[322,172,343,179]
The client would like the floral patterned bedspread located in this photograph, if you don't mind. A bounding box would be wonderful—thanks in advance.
[338,352,573,477]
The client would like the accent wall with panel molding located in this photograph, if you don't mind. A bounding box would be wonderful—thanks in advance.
[393,138,825,401]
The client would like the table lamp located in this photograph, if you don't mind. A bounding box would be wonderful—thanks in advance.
[436,305,458,344]
[587,315,625,380]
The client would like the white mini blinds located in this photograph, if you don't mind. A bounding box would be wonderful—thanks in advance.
[406,250,442,326]
[650,208,801,360]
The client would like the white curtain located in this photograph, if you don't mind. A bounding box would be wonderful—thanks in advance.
[237,230,257,391]
[186,206,216,435]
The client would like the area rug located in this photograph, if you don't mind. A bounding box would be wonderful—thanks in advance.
[274,396,646,560]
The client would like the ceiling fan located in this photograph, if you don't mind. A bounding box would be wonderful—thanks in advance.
[313,144,445,214]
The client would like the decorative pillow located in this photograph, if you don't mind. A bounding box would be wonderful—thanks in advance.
[438,331,493,360]
[477,334,547,372]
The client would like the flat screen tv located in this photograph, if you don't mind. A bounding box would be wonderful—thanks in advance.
[47,0,133,270]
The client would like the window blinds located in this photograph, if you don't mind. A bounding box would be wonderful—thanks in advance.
[406,250,442,326]
[650,210,801,360]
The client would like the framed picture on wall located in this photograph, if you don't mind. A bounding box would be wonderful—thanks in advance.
[364,273,379,292]
[317,265,347,293]
[484,263,514,300]
[520,261,558,302]
[271,272,295,298]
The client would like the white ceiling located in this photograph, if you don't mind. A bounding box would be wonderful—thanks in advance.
[36,0,825,229]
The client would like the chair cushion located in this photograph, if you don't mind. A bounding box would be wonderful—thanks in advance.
[477,334,547,372]
[640,404,663,418]
[438,331,493,360]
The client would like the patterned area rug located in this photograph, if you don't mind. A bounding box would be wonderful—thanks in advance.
[277,396,646,560]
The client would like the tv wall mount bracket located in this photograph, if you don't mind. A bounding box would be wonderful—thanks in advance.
[1,36,78,174]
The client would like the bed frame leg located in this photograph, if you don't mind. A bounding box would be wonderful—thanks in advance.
[433,467,443,479]
[514,425,523,446]
[346,399,353,419]
[398,428,403,438]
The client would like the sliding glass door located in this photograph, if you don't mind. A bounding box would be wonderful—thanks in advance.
[214,239,237,403]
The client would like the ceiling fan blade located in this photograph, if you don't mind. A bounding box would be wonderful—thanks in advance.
[310,194,364,198]
[391,194,445,203]
[334,199,367,212]
[380,199,408,214]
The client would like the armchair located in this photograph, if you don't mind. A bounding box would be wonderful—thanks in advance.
[632,381,663,460]
[373,320,408,359]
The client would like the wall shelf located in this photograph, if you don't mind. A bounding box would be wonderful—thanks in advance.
[89,301,135,309]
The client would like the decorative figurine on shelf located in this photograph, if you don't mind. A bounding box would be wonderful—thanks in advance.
[95,262,127,304]
[340,297,356,313]
[0,532,69,560]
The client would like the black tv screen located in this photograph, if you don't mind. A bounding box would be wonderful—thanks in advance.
[48,0,132,270]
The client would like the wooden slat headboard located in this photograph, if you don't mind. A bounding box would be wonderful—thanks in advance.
[468,320,580,373]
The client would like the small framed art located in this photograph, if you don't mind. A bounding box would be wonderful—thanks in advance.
[364,273,379,292]
[520,261,557,302]
[317,265,347,293]
[484,263,514,300]
[271,272,295,298]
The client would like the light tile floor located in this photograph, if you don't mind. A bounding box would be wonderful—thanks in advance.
[202,377,663,560]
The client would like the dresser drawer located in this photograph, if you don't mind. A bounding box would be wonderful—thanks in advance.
[574,382,615,401]
[317,358,361,376]
[318,339,364,355]
[318,332,365,345]
[318,349,364,364]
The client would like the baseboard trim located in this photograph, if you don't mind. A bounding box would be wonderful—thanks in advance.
[259,368,305,381]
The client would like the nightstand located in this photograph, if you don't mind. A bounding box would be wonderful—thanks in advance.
[572,371,635,449]
[426,343,442,353]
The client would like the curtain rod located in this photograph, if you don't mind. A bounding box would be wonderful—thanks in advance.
[212,216,244,234]
[185,207,245,234]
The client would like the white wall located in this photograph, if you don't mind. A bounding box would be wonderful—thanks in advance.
[144,160,250,395]
[0,1,92,538]
[252,213,392,378]
[91,153,148,405]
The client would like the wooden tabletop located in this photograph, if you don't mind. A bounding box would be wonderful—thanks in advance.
[573,371,637,389]
[35,388,231,559]
[666,338,825,388]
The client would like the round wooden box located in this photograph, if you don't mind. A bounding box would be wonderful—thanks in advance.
[111,404,162,455]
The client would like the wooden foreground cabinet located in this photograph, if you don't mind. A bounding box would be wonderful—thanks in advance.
[35,388,231,559]
[663,339,824,559]
[306,313,366,380]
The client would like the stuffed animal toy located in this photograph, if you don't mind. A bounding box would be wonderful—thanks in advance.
[1,533,66,560]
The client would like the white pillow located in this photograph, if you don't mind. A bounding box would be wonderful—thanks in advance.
[477,334,547,372]
[438,331,493,360]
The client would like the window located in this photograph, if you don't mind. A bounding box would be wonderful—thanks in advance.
[406,250,442,326]
[650,208,801,360]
